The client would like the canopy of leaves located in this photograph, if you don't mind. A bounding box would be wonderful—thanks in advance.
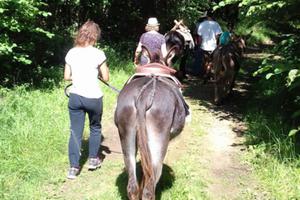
[0,0,210,86]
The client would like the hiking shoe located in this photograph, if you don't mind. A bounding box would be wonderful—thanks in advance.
[88,157,102,170]
[185,109,192,123]
[67,167,79,179]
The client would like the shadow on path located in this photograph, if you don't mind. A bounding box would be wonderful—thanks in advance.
[115,163,175,200]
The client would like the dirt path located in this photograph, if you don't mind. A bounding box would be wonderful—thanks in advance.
[181,73,261,200]
[47,48,264,199]
[195,101,255,200]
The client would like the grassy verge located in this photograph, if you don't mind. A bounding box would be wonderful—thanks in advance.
[240,64,300,199]
[243,109,300,199]
[0,46,134,199]
[0,84,69,199]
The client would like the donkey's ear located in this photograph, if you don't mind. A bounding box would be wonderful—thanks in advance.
[141,45,152,64]
[165,45,179,66]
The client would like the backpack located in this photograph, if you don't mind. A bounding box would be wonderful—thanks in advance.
[219,31,231,45]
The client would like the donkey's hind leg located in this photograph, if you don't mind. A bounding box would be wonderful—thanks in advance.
[118,124,139,200]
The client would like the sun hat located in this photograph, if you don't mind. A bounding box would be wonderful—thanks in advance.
[147,17,160,26]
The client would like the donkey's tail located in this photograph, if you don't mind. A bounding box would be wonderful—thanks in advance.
[135,77,157,192]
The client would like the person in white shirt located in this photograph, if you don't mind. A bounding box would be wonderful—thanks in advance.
[192,11,222,76]
[64,20,109,179]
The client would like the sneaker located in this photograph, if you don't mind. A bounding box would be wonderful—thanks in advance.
[185,109,192,123]
[88,157,102,170]
[67,167,79,179]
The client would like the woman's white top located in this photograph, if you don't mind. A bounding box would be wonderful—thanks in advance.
[65,46,106,98]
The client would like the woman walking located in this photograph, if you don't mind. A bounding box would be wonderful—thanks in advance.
[64,20,109,179]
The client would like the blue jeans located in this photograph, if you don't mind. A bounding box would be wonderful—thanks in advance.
[192,45,205,75]
[68,93,103,168]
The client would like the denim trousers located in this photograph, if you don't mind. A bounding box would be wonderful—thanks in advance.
[68,93,103,168]
[192,45,205,75]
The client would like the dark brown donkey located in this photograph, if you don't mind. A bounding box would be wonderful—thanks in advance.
[212,35,246,104]
[114,48,187,199]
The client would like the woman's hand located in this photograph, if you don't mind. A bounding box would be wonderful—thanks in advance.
[98,61,109,82]
[64,64,72,81]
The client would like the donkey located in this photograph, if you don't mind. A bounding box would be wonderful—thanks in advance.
[114,47,187,200]
[165,20,195,80]
[212,35,246,104]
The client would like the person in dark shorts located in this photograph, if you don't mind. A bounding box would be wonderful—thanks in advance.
[64,20,109,179]
[192,11,222,76]
[134,17,167,66]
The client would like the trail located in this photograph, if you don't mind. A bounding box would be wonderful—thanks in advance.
[46,47,264,199]
[194,101,256,200]
[179,75,259,199]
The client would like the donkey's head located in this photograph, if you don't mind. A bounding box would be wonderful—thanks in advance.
[140,45,165,65]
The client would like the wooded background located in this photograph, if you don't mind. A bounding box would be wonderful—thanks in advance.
[1,1,300,199]
[1,0,299,138]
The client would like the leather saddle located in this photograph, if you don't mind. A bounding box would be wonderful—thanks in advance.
[135,62,177,75]
[126,62,182,87]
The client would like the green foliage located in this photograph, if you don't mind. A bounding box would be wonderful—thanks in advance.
[0,0,62,86]
[216,0,300,137]
[0,0,214,86]
[253,35,300,135]
[0,0,52,62]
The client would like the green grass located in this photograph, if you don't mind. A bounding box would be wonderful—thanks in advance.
[242,110,300,199]
[240,65,300,199]
[0,54,209,199]
[0,84,69,199]
[0,55,134,199]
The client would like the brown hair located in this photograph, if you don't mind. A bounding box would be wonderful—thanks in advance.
[74,20,101,47]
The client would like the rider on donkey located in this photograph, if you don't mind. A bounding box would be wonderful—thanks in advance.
[134,17,167,66]
[192,10,222,77]
[132,17,191,122]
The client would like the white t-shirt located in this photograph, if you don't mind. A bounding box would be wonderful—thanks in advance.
[197,20,222,51]
[65,46,106,98]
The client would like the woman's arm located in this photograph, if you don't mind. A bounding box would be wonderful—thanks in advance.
[161,43,167,58]
[134,42,142,66]
[64,64,72,81]
[98,61,109,82]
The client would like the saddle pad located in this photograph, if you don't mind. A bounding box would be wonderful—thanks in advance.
[176,29,195,49]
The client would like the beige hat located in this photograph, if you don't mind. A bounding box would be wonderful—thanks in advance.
[147,17,160,26]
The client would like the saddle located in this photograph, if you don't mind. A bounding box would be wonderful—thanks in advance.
[126,63,182,87]
[136,63,176,75]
